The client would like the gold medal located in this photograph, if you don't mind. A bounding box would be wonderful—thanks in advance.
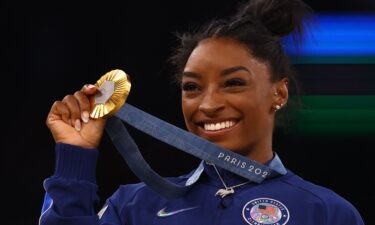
[90,69,131,118]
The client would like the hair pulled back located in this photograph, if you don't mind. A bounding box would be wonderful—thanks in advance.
[169,0,313,86]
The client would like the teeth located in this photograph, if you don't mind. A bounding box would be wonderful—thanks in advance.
[203,121,236,131]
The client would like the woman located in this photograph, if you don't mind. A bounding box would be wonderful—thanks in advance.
[40,0,364,224]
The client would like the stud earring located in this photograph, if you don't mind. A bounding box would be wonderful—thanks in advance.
[273,104,282,112]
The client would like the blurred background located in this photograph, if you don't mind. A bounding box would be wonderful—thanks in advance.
[1,0,374,224]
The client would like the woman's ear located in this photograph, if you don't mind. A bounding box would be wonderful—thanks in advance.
[272,78,288,112]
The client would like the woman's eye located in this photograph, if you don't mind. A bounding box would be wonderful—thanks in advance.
[225,78,246,87]
[182,82,200,92]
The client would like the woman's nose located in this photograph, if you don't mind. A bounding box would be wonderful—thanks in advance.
[198,91,225,116]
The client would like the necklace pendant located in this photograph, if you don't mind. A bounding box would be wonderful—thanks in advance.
[215,188,234,198]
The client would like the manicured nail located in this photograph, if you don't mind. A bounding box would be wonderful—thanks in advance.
[75,119,81,131]
[87,84,96,89]
[82,111,89,123]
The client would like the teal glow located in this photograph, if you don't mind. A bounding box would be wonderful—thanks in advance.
[287,95,375,136]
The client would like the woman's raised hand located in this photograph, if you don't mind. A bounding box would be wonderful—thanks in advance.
[46,84,106,149]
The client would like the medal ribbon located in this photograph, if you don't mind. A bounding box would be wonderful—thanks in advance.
[105,103,287,199]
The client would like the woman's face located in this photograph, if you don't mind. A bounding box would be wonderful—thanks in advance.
[181,38,283,159]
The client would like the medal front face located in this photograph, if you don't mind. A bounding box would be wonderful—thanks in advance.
[90,69,131,119]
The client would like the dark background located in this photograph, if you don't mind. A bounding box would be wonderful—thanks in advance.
[1,1,374,224]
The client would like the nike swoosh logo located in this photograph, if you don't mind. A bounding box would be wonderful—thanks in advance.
[156,206,198,217]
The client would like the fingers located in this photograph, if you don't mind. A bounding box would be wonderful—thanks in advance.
[50,101,71,125]
[62,95,82,131]
[81,84,98,95]
[74,91,90,123]
[49,84,98,131]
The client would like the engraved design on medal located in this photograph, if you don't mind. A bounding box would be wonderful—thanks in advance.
[90,69,131,119]
[96,81,115,104]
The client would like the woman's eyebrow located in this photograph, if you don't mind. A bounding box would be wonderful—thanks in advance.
[182,66,254,78]
[182,71,201,79]
[221,66,254,77]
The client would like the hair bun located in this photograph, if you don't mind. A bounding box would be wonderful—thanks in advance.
[236,0,313,37]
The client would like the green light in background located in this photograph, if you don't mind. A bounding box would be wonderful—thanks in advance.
[287,95,375,136]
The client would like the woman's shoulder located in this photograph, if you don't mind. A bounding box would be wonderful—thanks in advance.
[282,170,349,204]
[279,170,364,223]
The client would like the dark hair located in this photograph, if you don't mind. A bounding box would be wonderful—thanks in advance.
[169,0,313,127]
[170,0,312,82]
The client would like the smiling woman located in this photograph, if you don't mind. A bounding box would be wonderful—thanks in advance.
[180,38,285,163]
[39,0,364,224]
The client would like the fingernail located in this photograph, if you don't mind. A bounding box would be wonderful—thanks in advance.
[87,84,96,89]
[75,119,81,131]
[82,111,89,123]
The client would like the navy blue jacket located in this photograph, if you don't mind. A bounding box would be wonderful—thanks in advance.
[40,143,364,225]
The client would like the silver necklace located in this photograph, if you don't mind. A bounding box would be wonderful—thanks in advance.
[211,163,250,198]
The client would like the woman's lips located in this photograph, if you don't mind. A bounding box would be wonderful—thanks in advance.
[197,119,239,137]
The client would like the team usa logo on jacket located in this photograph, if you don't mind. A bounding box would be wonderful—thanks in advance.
[242,198,290,225]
